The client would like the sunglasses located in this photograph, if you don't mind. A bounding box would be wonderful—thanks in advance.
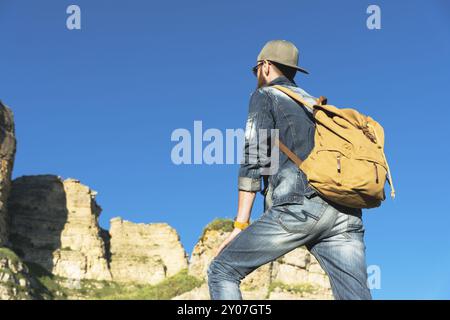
[252,61,264,76]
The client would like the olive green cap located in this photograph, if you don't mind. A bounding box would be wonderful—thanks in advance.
[257,40,309,74]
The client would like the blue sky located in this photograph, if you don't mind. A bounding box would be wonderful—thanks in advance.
[1,0,450,299]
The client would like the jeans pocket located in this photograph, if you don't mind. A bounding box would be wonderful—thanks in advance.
[344,211,365,240]
[276,198,327,234]
[347,212,364,228]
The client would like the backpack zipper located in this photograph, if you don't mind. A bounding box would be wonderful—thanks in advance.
[337,154,341,173]
[374,162,379,184]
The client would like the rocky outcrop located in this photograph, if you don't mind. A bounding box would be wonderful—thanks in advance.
[178,223,333,300]
[0,247,48,300]
[8,176,111,281]
[268,248,332,299]
[6,174,189,286]
[0,102,16,246]
[109,218,189,284]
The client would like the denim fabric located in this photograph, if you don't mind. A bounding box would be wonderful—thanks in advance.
[207,194,372,300]
[238,76,319,206]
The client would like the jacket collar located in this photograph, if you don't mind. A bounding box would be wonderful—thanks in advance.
[266,76,297,87]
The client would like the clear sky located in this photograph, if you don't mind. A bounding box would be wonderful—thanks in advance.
[1,0,449,299]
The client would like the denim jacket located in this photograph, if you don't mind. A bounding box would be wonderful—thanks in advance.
[238,76,319,208]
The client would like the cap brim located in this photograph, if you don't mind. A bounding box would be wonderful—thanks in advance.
[288,64,309,75]
[294,66,309,74]
[265,60,309,75]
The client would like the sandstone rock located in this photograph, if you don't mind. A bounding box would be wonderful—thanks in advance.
[109,217,188,284]
[278,247,311,269]
[188,228,230,280]
[172,283,210,300]
[307,272,332,289]
[0,247,46,300]
[8,176,111,281]
[308,254,326,274]
[0,102,16,246]
[271,261,310,285]
[240,263,272,293]
[268,290,333,300]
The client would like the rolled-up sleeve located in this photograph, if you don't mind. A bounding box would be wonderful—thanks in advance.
[238,89,275,192]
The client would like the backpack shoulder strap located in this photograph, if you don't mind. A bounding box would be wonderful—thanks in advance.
[275,138,304,168]
[272,85,327,113]
[272,85,315,112]
[271,85,323,168]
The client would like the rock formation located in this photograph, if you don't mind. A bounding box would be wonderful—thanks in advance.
[268,248,332,299]
[0,102,16,246]
[109,217,189,284]
[5,174,189,286]
[8,176,111,281]
[0,247,47,300]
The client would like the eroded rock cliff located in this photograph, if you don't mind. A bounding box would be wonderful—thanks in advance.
[109,217,189,284]
[8,176,111,281]
[0,247,49,300]
[0,102,16,246]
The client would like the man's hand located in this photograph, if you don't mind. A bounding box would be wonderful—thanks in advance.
[214,228,242,258]
[213,190,256,258]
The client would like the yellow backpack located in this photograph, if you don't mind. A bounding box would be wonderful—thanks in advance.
[273,85,395,209]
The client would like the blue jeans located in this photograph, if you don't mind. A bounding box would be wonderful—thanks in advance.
[207,194,372,300]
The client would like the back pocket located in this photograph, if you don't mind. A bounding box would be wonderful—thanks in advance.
[276,198,327,234]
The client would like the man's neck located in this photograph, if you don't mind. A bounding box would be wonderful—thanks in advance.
[267,75,296,87]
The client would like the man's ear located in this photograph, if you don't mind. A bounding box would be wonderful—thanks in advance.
[264,61,271,76]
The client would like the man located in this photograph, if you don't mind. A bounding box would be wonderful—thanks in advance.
[207,40,372,300]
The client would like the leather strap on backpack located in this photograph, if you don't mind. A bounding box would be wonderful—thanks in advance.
[275,138,304,168]
[273,85,315,112]
[272,85,326,168]
[272,85,327,113]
